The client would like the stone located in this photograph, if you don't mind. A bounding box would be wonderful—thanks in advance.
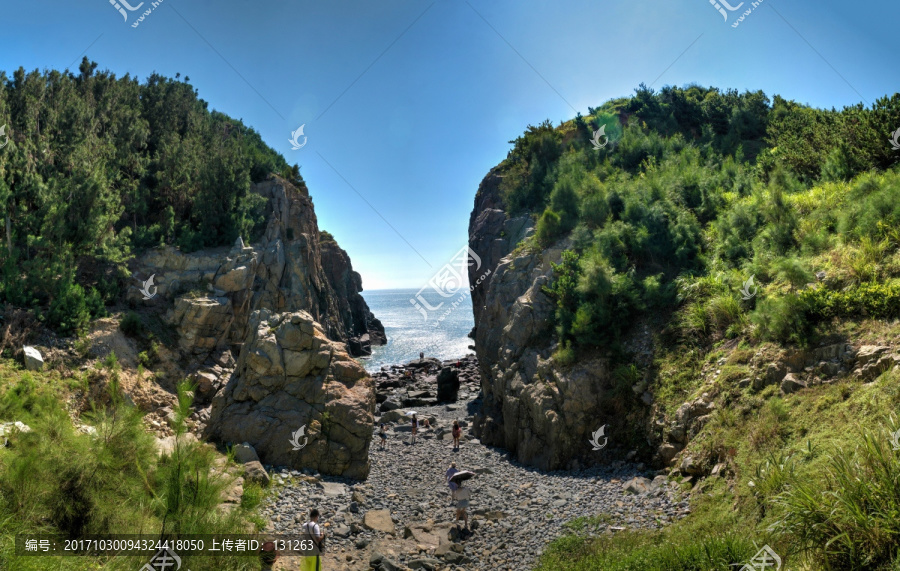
[154,433,199,456]
[0,421,31,446]
[680,456,703,475]
[319,482,348,497]
[214,265,253,293]
[363,509,395,534]
[781,373,807,394]
[658,443,680,463]
[856,345,889,366]
[204,310,375,479]
[436,367,461,402]
[243,461,271,486]
[408,558,441,571]
[622,477,652,494]
[232,442,260,464]
[332,524,351,538]
[23,346,43,371]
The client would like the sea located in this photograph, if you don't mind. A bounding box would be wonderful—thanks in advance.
[358,288,475,372]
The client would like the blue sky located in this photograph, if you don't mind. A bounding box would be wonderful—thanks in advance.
[0,0,897,289]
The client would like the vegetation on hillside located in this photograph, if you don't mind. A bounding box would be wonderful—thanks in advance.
[0,356,265,570]
[491,84,900,355]
[495,85,900,569]
[0,59,303,335]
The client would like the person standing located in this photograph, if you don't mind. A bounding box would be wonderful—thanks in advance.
[454,484,471,530]
[410,414,418,444]
[446,462,459,504]
[300,508,325,571]
[452,420,462,451]
[378,423,387,450]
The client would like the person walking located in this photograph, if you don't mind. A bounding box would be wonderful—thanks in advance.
[300,508,326,571]
[454,484,471,530]
[410,413,418,444]
[446,462,459,504]
[452,420,462,451]
[378,423,387,450]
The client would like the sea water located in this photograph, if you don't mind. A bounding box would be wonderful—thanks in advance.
[358,288,475,372]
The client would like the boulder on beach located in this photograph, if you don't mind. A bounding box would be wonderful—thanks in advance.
[437,367,461,402]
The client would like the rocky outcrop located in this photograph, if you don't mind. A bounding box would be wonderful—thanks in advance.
[468,169,614,471]
[129,175,384,358]
[468,167,534,329]
[204,309,375,479]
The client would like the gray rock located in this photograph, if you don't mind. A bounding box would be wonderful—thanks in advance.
[243,461,271,486]
[622,477,652,495]
[781,373,807,394]
[23,346,43,371]
[232,442,260,464]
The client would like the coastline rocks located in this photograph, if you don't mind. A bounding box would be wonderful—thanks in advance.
[436,367,460,403]
[204,310,375,479]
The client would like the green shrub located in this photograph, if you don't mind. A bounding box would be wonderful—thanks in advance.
[771,423,900,569]
[535,209,563,248]
[119,311,144,337]
[47,279,93,336]
[800,281,900,321]
[751,294,812,344]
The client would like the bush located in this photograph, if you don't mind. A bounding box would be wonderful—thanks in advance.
[800,281,900,321]
[535,209,563,248]
[119,312,144,337]
[47,279,93,336]
[750,294,812,344]
[771,423,900,569]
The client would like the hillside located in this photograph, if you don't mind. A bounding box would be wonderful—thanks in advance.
[467,85,900,569]
[0,58,366,336]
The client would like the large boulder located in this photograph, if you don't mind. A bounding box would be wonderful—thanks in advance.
[168,296,234,355]
[23,346,43,371]
[436,367,460,402]
[204,310,375,479]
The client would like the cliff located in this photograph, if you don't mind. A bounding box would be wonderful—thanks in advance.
[130,175,385,358]
[468,171,611,471]
[128,175,383,477]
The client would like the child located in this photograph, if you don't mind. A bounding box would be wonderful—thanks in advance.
[452,420,462,451]
[410,414,418,444]
[378,423,387,450]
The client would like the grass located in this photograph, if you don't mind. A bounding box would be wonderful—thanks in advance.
[0,360,267,570]
[536,329,900,570]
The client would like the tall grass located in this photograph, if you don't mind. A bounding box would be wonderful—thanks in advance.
[0,368,262,570]
[771,422,900,569]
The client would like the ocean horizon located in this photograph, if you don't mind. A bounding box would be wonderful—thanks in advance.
[358,287,475,372]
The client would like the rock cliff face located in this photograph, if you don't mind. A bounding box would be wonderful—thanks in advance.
[204,310,374,479]
[128,175,383,478]
[468,168,612,471]
[130,175,385,357]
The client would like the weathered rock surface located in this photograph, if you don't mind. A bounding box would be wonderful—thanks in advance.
[130,175,384,358]
[468,169,619,471]
[204,310,375,479]
[436,367,460,403]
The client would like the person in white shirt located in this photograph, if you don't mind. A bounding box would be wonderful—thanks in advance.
[301,508,325,571]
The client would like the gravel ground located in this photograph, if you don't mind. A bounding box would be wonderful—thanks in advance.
[261,383,687,571]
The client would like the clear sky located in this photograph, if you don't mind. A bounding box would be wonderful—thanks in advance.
[0,0,897,289]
